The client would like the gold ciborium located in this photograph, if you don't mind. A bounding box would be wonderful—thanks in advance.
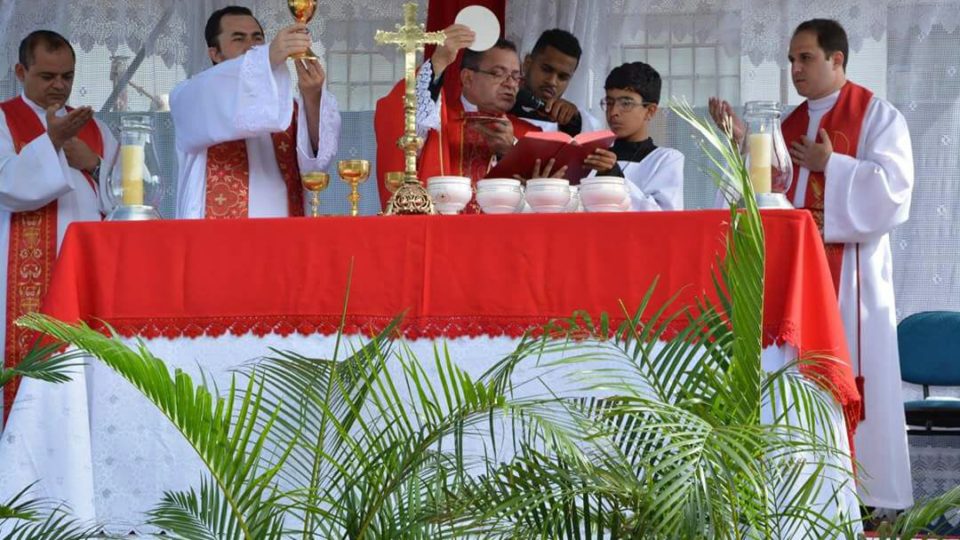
[302,171,330,217]
[287,0,318,59]
[338,159,371,216]
[384,171,405,194]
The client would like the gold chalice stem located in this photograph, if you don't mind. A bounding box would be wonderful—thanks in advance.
[348,181,361,216]
[310,191,321,217]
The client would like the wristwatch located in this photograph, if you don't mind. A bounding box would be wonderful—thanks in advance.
[87,158,102,178]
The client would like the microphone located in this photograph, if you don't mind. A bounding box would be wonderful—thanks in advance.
[515,87,547,113]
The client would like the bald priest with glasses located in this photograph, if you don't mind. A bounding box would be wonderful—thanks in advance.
[412,27,543,211]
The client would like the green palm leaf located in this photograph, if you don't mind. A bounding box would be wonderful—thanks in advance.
[17,315,290,540]
[0,339,85,388]
[0,487,99,540]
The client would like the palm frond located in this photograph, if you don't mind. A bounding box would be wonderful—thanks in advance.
[874,484,960,539]
[148,477,285,540]
[0,486,99,540]
[0,338,85,388]
[18,314,291,540]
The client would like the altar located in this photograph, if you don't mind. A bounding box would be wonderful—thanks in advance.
[0,210,862,533]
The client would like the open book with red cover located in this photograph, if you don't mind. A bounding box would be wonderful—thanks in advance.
[486,129,617,184]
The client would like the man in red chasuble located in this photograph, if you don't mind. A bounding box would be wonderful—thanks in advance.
[172,6,341,219]
[410,33,543,213]
[710,19,915,510]
[0,31,118,416]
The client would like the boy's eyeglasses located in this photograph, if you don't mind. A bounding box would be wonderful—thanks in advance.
[600,98,654,112]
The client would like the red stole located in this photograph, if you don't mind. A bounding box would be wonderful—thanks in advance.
[0,96,104,420]
[782,82,873,294]
[419,95,540,213]
[204,103,304,218]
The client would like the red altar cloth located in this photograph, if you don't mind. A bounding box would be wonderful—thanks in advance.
[39,210,859,435]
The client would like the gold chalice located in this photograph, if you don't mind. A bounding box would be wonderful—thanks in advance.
[302,171,330,217]
[338,159,371,216]
[384,171,405,194]
[287,0,318,59]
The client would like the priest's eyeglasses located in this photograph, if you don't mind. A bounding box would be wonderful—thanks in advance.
[600,98,653,112]
[470,68,524,85]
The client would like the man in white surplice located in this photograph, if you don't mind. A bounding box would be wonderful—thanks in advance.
[0,30,117,412]
[172,5,340,219]
[710,19,914,509]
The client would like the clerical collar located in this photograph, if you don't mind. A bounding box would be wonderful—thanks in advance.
[460,95,479,113]
[612,137,657,163]
[808,89,841,113]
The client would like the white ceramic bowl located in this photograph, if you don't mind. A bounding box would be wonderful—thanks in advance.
[426,176,473,215]
[580,176,629,212]
[525,178,571,213]
[476,178,524,214]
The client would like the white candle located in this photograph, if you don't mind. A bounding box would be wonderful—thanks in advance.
[748,132,772,194]
[120,145,145,206]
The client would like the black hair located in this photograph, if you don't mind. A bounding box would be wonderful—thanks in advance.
[462,38,518,71]
[18,30,75,68]
[531,28,582,63]
[793,19,849,70]
[205,6,263,49]
[604,62,662,104]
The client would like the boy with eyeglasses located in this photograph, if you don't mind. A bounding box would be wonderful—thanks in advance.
[583,61,684,211]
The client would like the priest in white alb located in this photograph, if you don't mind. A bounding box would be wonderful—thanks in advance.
[172,6,340,219]
[710,18,914,509]
[0,30,118,416]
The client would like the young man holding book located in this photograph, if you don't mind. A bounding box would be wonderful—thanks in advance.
[583,62,684,211]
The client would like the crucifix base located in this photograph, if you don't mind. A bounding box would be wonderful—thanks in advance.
[384,181,437,215]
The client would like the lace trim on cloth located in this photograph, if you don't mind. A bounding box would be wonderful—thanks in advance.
[316,91,342,166]
[82,313,860,444]
[85,312,800,341]
[236,46,290,135]
[84,313,857,428]
[416,60,441,137]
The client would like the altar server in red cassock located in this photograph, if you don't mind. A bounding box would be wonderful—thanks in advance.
[172,6,340,219]
[710,19,915,509]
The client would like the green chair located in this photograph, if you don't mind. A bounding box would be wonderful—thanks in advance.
[898,311,960,433]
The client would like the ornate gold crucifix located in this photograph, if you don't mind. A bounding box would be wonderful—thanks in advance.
[375,3,446,215]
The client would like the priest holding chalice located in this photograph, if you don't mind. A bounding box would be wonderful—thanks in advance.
[170,3,342,219]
